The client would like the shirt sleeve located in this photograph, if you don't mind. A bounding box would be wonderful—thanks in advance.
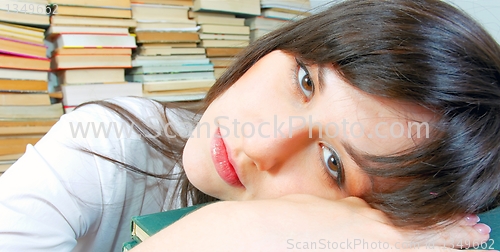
[0,98,176,252]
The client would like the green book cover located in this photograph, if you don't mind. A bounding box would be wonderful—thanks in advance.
[123,204,499,251]
[131,204,208,242]
[122,239,138,252]
[473,207,500,250]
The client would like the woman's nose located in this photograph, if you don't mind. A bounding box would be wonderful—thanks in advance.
[240,115,315,171]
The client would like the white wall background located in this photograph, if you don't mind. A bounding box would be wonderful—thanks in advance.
[309,0,500,44]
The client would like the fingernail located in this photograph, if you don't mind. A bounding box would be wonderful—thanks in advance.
[465,214,480,225]
[473,223,491,235]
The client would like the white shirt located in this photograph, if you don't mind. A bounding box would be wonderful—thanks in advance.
[0,97,193,252]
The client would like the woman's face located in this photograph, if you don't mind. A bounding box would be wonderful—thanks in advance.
[183,50,431,201]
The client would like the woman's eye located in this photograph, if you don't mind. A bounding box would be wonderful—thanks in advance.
[322,145,342,184]
[297,65,314,99]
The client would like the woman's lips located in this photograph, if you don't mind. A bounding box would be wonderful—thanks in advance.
[211,128,243,187]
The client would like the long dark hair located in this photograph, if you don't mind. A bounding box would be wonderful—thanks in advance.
[85,0,500,228]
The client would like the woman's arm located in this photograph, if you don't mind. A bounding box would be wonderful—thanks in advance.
[132,194,491,252]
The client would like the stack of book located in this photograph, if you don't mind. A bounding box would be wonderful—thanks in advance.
[190,11,248,79]
[127,1,215,102]
[0,20,63,174]
[47,0,142,113]
[248,0,311,41]
[192,0,260,79]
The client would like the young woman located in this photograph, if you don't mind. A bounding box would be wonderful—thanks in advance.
[0,0,498,251]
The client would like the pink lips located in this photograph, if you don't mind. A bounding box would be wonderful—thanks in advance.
[211,128,243,187]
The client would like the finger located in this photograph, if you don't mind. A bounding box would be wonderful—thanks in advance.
[458,214,480,226]
[416,221,491,249]
[410,246,497,252]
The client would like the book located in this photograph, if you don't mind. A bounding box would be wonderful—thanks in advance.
[209,57,234,67]
[260,0,311,12]
[50,15,137,28]
[54,34,137,48]
[0,68,47,81]
[0,36,47,59]
[132,55,208,66]
[199,33,249,41]
[53,5,132,19]
[0,135,43,156]
[130,0,192,6]
[7,0,48,4]
[250,29,271,41]
[0,30,44,45]
[0,153,22,162]
[199,39,249,48]
[52,47,132,56]
[46,25,130,37]
[0,160,15,174]
[134,21,197,32]
[0,54,50,71]
[189,10,235,18]
[199,24,250,35]
[122,239,138,252]
[128,64,214,74]
[140,42,198,48]
[0,93,51,106]
[58,68,125,84]
[135,31,199,43]
[137,46,205,56]
[0,22,45,37]
[214,67,226,79]
[143,87,209,101]
[193,0,260,16]
[49,0,131,8]
[143,79,215,92]
[60,82,143,106]
[123,204,500,251]
[245,16,288,31]
[131,3,188,22]
[126,71,214,82]
[0,103,63,119]
[130,204,208,243]
[0,119,57,135]
[205,47,243,57]
[261,8,309,21]
[0,0,49,13]
[52,54,132,69]
[0,79,48,92]
[0,9,50,27]
[195,15,245,26]
[0,23,44,45]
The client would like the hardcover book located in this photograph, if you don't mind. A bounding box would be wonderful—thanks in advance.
[123,205,500,251]
[131,204,208,242]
